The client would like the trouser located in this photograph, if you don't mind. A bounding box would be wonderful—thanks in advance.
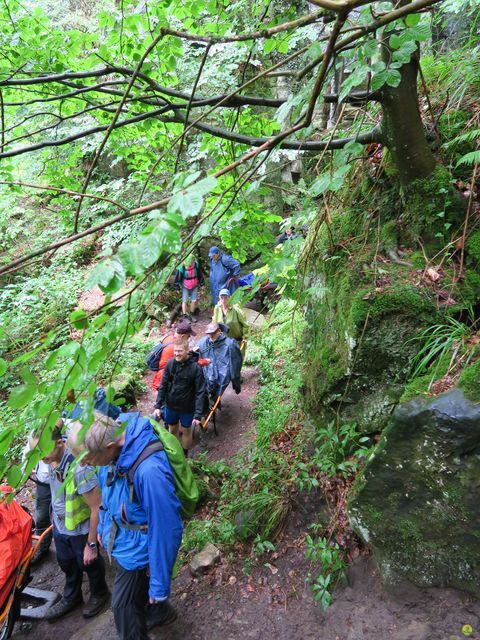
[35,481,52,552]
[112,565,149,640]
[53,528,108,602]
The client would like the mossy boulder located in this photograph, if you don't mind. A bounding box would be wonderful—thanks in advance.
[348,388,480,595]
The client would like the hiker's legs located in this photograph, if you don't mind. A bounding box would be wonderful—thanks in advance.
[112,565,149,640]
[168,421,180,442]
[181,287,190,317]
[178,411,194,450]
[70,534,108,598]
[35,481,52,554]
[189,287,198,315]
[54,528,83,602]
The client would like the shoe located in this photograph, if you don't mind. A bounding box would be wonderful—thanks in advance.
[45,596,82,622]
[82,592,110,618]
[146,599,177,631]
[191,315,198,323]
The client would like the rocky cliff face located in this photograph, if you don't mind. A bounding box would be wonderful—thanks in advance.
[348,389,480,594]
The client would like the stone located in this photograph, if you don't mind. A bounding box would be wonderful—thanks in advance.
[349,388,480,595]
[391,621,431,640]
[243,307,267,329]
[189,543,222,576]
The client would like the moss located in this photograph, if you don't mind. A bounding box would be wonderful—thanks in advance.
[379,220,398,251]
[350,285,435,328]
[458,361,480,402]
[467,230,480,264]
[402,165,465,242]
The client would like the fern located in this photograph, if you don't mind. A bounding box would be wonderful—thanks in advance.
[446,128,480,147]
[456,150,480,168]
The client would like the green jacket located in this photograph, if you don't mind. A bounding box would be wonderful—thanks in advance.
[212,303,248,340]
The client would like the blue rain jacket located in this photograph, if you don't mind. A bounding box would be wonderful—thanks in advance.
[198,333,242,399]
[67,386,121,420]
[97,412,183,600]
[209,252,241,305]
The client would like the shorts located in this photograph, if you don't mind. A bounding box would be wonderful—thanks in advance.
[182,286,198,302]
[164,406,194,428]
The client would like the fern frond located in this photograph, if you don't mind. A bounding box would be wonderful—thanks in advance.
[456,150,480,168]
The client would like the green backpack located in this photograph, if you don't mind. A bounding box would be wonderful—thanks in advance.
[128,422,199,518]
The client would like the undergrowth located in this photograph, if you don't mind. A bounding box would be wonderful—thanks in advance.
[184,299,371,609]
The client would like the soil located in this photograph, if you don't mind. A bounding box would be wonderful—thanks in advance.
[11,311,480,640]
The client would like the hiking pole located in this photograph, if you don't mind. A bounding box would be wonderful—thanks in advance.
[203,394,222,435]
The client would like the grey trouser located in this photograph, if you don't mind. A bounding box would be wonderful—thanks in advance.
[112,564,149,640]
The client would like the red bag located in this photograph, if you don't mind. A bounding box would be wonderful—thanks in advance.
[0,485,32,610]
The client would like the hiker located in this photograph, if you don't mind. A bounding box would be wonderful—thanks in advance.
[29,386,120,565]
[208,246,241,306]
[29,423,109,622]
[198,322,242,402]
[30,460,52,564]
[153,340,205,454]
[276,226,297,245]
[74,411,183,640]
[147,320,197,391]
[212,288,248,359]
[174,255,204,322]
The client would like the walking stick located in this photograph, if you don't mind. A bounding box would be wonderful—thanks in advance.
[203,394,222,435]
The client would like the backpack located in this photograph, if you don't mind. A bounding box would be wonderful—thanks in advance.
[145,334,173,371]
[127,422,199,519]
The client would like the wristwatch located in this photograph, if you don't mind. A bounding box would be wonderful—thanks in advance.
[86,541,97,549]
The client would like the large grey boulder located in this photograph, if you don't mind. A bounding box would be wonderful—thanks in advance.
[348,388,480,595]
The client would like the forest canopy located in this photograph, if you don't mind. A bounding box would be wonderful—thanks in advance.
[0,0,479,486]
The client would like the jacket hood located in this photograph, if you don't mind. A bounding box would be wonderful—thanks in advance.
[116,412,156,475]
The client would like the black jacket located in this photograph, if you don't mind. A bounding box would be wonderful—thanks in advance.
[155,355,205,419]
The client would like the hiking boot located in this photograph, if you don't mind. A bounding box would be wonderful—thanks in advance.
[146,599,177,631]
[82,592,110,619]
[45,596,82,622]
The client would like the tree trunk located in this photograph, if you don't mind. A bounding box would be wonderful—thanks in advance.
[380,58,436,185]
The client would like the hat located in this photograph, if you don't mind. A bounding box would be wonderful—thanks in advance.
[204,322,220,335]
[175,320,196,336]
[208,246,220,257]
[219,288,231,297]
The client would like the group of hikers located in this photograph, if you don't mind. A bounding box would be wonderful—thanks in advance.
[23,245,252,640]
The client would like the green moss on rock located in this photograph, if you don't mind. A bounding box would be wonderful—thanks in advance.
[458,361,480,402]
[348,389,480,595]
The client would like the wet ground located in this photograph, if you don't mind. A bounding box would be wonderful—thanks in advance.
[11,311,480,640]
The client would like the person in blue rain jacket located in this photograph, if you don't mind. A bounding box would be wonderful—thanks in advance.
[74,411,183,640]
[208,246,241,306]
[198,322,242,401]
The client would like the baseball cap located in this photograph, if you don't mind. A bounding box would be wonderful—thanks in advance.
[204,322,220,334]
[219,288,231,297]
[175,320,196,336]
[208,246,220,257]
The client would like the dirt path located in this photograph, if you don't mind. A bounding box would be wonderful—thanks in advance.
[11,310,480,640]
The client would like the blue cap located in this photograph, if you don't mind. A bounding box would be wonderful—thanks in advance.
[208,246,220,257]
[219,288,231,297]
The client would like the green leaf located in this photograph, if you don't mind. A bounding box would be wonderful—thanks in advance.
[0,358,7,377]
[8,382,37,409]
[385,69,402,87]
[405,13,421,26]
[7,464,22,489]
[91,258,126,294]
[70,309,88,329]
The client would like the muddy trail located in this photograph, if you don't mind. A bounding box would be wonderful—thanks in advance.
[12,310,480,640]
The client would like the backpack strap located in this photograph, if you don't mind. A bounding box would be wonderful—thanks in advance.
[127,440,165,485]
[107,439,165,561]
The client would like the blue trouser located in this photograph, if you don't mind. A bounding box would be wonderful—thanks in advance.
[53,527,108,602]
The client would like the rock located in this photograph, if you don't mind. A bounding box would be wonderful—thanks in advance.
[349,389,480,595]
[391,621,431,640]
[243,307,267,330]
[189,543,221,576]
